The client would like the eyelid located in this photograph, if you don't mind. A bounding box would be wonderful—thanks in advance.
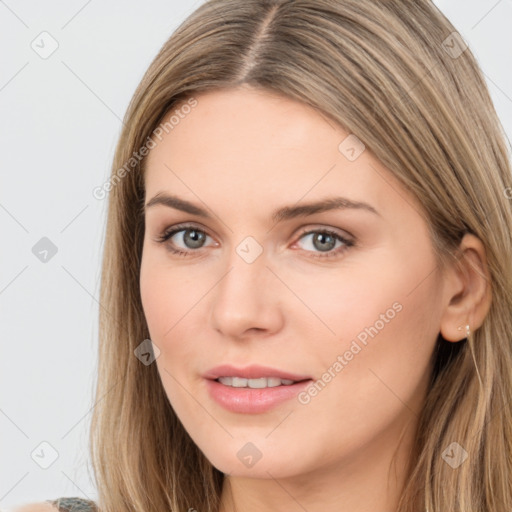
[293,224,354,242]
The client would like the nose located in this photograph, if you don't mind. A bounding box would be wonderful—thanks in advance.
[209,245,284,340]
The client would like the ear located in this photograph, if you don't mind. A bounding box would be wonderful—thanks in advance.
[439,233,492,342]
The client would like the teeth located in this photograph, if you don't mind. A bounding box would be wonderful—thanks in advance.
[217,376,296,388]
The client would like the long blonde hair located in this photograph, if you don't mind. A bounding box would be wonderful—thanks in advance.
[89,1,512,510]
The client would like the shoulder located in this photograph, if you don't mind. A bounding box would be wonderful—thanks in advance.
[7,498,97,512]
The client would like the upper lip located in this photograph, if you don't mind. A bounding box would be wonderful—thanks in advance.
[203,364,312,382]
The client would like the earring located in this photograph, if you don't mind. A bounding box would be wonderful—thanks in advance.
[457,324,471,338]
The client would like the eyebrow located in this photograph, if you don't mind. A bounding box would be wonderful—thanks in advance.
[144,192,380,223]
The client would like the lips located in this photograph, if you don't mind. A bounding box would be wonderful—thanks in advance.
[205,378,313,413]
[203,363,312,382]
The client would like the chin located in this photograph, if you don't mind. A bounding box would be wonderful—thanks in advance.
[196,436,310,479]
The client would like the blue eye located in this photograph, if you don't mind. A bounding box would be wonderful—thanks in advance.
[294,228,354,259]
[155,224,354,259]
[155,224,213,257]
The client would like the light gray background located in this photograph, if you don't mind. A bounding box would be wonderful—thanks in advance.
[1,0,511,509]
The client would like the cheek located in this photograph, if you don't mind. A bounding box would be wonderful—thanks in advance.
[139,257,198,407]
[139,252,211,391]
[139,249,197,340]
[280,260,439,469]
[287,241,439,349]
[275,256,410,348]
[139,263,169,339]
[287,242,439,391]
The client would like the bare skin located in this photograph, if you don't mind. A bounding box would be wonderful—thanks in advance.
[139,85,492,512]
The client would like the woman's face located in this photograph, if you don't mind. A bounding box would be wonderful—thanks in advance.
[140,86,446,480]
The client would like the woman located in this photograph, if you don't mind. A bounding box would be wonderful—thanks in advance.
[20,0,512,511]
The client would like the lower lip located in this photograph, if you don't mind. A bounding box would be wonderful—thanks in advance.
[205,378,313,414]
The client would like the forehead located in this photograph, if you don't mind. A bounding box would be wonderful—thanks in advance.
[143,87,417,222]
[146,87,342,163]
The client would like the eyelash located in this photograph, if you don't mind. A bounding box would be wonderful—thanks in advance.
[154,223,355,259]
